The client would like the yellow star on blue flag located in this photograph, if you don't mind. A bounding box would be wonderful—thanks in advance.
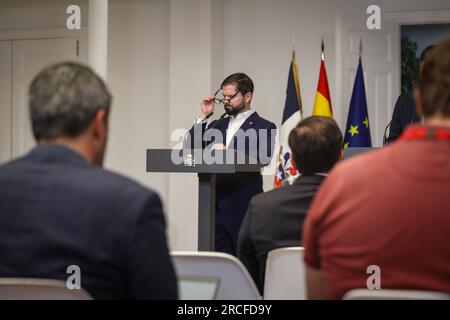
[344,58,372,147]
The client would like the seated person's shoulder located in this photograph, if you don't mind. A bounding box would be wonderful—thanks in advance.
[332,147,391,182]
[249,184,295,212]
[73,166,163,218]
[0,157,21,176]
[86,166,157,199]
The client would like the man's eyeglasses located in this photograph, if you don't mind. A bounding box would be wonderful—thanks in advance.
[213,88,240,105]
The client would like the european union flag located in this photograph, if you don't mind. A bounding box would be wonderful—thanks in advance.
[344,58,372,147]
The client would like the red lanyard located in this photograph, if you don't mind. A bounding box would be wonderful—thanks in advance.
[401,126,450,142]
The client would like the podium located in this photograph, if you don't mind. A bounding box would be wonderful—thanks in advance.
[146,149,263,251]
[344,147,378,159]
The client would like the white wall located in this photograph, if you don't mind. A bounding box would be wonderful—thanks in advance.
[108,0,217,251]
[106,0,170,205]
[222,0,337,124]
[0,0,88,30]
[221,0,340,193]
[166,0,218,250]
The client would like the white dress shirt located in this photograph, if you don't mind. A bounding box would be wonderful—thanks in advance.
[225,110,255,147]
[195,109,255,148]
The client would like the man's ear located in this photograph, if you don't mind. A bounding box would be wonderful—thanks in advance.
[245,92,253,105]
[339,148,344,161]
[291,152,298,171]
[92,109,108,139]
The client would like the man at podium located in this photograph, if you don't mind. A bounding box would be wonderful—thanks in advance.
[185,73,276,255]
[386,45,435,143]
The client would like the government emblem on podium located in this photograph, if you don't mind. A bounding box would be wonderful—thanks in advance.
[183,154,195,167]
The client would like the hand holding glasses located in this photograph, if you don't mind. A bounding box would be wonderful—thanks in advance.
[200,89,240,120]
[212,88,240,105]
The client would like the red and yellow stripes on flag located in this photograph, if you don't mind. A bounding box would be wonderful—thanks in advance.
[312,50,333,117]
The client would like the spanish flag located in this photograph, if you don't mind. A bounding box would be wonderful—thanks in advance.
[312,40,333,117]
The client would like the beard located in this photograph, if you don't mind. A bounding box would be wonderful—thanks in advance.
[224,100,246,117]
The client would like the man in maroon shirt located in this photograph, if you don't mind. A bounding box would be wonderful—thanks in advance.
[303,38,450,299]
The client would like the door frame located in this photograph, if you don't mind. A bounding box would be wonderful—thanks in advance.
[385,9,450,120]
[334,12,400,147]
[385,10,450,25]
[0,28,88,62]
[0,28,87,162]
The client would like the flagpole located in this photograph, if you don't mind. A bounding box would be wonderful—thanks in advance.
[321,38,325,61]
[359,38,363,59]
[292,34,296,60]
[292,34,303,120]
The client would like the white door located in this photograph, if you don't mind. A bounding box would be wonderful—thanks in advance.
[336,11,400,147]
[12,37,78,158]
[0,41,12,164]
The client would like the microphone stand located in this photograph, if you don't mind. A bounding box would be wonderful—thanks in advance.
[382,120,392,146]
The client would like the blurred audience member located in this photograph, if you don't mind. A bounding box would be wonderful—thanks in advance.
[238,116,343,293]
[386,45,435,143]
[0,62,177,299]
[304,38,450,299]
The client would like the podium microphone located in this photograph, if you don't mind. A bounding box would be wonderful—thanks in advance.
[382,120,392,146]
[204,111,227,122]
[219,112,228,119]
[205,112,228,136]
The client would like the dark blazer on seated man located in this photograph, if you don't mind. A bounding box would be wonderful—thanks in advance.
[238,174,326,293]
[238,116,343,294]
[0,62,177,299]
[0,144,177,299]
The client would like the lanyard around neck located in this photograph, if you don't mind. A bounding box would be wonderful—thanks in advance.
[401,126,450,142]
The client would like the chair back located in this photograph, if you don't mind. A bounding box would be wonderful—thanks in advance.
[171,251,261,300]
[263,247,305,300]
[343,288,450,300]
[0,278,93,300]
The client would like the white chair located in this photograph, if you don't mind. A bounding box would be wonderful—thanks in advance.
[0,278,93,300]
[343,288,450,300]
[263,247,305,300]
[171,251,261,300]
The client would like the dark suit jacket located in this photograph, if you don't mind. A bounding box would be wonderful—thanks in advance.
[237,174,326,294]
[186,111,276,254]
[187,111,276,213]
[0,144,177,300]
[387,92,421,143]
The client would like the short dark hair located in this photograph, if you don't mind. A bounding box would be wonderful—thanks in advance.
[29,62,112,141]
[416,38,450,118]
[221,73,254,95]
[420,45,436,63]
[288,116,342,175]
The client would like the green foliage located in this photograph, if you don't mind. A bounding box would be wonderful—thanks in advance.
[401,35,419,94]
